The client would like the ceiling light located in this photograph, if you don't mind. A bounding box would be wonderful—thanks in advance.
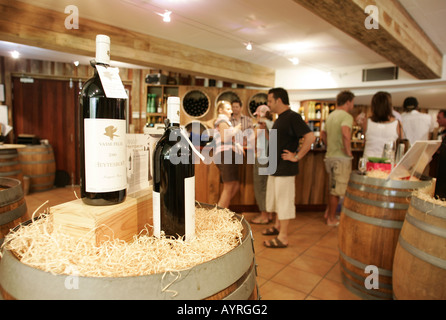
[156,10,172,22]
[10,50,20,59]
[73,60,80,67]
[289,57,300,65]
[245,42,253,51]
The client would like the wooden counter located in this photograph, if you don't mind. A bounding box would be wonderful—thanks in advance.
[195,148,364,212]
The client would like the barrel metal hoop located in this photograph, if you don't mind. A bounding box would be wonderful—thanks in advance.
[398,236,446,270]
[342,207,404,229]
[19,160,55,165]
[345,192,409,210]
[348,181,412,198]
[411,196,446,221]
[339,262,393,290]
[0,202,27,225]
[405,213,446,239]
[0,161,19,167]
[26,172,56,179]
[0,171,22,177]
[340,272,393,300]
[339,248,393,277]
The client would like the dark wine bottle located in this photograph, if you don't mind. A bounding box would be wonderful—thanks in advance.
[79,35,127,206]
[153,97,195,240]
[435,140,446,199]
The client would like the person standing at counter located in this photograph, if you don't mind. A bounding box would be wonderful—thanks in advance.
[401,96,435,146]
[251,105,274,225]
[321,90,355,227]
[213,100,243,209]
[262,88,315,249]
[362,91,403,159]
[230,99,254,148]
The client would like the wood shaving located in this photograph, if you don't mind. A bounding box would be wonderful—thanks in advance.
[1,206,244,278]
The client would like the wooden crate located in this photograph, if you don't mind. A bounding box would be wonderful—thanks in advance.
[52,188,153,245]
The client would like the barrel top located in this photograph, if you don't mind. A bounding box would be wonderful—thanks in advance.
[411,194,446,220]
[0,213,255,300]
[350,171,432,190]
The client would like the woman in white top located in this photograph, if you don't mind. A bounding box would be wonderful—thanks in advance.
[363,92,403,159]
[213,100,242,208]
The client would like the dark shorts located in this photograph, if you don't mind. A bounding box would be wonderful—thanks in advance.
[215,150,241,182]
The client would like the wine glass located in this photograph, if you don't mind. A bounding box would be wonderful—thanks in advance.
[358,157,367,175]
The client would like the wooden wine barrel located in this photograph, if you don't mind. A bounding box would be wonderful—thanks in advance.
[393,194,446,300]
[18,144,56,193]
[338,172,431,300]
[0,178,27,247]
[0,149,24,186]
[0,206,258,300]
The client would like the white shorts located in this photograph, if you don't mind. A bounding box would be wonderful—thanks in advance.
[266,175,296,221]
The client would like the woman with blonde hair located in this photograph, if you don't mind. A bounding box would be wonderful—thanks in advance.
[213,100,243,208]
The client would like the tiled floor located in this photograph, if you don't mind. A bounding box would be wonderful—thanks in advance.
[23,186,361,300]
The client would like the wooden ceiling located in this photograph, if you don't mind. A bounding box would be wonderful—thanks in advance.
[0,0,444,88]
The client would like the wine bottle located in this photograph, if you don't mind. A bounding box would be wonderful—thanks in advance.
[435,140,446,199]
[79,35,127,206]
[153,97,195,240]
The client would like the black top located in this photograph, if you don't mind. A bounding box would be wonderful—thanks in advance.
[271,109,311,177]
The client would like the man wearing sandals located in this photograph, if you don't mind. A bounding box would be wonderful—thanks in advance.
[262,88,315,248]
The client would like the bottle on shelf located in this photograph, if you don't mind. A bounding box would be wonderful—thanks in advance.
[152,97,195,241]
[79,34,127,206]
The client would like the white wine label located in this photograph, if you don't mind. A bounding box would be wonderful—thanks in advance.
[152,191,160,238]
[185,176,196,241]
[84,118,127,192]
[96,65,128,99]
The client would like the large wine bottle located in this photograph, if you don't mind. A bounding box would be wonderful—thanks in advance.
[79,35,127,206]
[435,140,446,199]
[153,97,195,240]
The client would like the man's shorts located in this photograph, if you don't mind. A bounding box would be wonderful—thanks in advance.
[324,158,352,197]
[266,175,296,221]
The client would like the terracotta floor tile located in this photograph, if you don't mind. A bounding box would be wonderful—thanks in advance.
[255,256,286,280]
[289,254,336,277]
[271,265,323,294]
[303,245,340,264]
[259,281,307,300]
[310,278,362,300]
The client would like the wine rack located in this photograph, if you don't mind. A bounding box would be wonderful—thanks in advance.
[215,91,241,107]
[182,90,210,118]
[248,93,268,117]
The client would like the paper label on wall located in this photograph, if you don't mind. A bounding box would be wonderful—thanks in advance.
[84,118,127,192]
[96,65,128,99]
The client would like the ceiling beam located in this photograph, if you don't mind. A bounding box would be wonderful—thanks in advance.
[0,0,275,87]
[293,0,443,80]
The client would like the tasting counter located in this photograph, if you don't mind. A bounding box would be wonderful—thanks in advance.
[195,147,364,212]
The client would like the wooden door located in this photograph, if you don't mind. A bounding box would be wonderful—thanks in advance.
[12,77,79,185]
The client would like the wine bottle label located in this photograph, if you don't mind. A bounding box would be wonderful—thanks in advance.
[152,176,195,241]
[84,118,127,192]
[152,190,161,238]
[185,176,196,241]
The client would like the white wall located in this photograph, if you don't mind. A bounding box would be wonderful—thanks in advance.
[275,56,446,109]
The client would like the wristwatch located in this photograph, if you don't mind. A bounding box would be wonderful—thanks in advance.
[294,153,300,161]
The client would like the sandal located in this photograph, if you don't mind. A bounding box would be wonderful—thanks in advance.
[251,218,270,225]
[262,227,279,236]
[264,237,288,249]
